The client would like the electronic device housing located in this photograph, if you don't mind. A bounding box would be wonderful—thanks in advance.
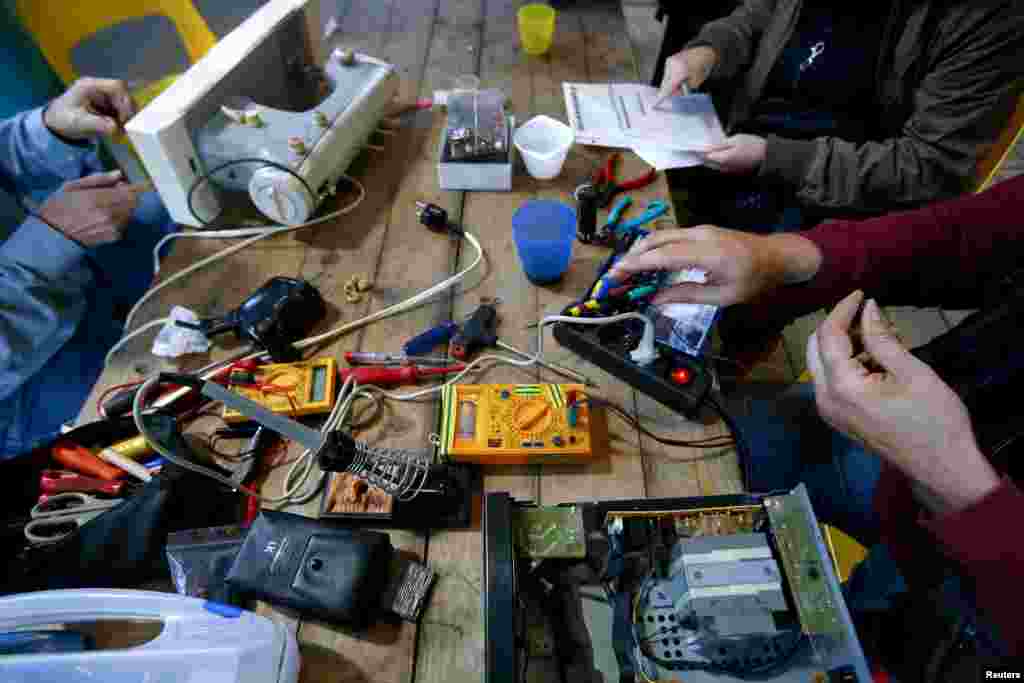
[126,0,398,226]
[483,486,871,683]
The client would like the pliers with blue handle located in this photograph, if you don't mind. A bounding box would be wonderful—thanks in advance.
[595,197,670,246]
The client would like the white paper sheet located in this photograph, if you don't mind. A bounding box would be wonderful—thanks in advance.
[562,82,726,168]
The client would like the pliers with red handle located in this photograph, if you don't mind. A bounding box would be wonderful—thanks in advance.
[591,152,657,208]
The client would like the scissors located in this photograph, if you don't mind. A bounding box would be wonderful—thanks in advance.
[24,492,123,545]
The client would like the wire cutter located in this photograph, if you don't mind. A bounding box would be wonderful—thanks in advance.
[24,492,123,544]
[591,197,670,246]
[591,152,657,208]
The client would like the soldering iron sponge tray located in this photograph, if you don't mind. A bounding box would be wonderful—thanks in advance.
[225,511,393,628]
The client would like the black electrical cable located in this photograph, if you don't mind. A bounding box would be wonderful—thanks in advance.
[590,397,735,450]
[186,157,318,228]
[704,394,751,466]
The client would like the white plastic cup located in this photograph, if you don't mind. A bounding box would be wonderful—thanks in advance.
[513,115,575,180]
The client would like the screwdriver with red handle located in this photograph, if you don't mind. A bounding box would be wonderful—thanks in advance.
[338,364,465,387]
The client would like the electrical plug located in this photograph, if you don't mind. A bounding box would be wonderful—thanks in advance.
[629,314,659,366]
[415,201,463,235]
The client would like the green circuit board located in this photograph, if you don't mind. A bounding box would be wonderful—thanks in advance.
[514,505,586,559]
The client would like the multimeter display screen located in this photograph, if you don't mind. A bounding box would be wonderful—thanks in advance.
[311,365,328,402]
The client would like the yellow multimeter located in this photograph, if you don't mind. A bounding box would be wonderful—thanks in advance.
[222,357,338,423]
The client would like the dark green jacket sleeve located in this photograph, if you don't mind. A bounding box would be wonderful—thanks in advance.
[760,3,1024,211]
[684,0,777,83]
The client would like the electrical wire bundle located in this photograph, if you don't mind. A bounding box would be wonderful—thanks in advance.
[112,173,746,504]
[632,572,807,680]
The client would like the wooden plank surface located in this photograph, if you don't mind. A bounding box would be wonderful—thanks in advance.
[291,2,441,682]
[82,3,745,683]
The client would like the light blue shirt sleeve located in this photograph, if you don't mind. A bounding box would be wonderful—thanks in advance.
[0,107,98,401]
[0,107,97,194]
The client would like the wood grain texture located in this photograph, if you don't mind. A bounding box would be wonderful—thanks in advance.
[291,2,442,681]
[82,3,756,682]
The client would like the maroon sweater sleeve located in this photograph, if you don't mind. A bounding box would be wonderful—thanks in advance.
[921,478,1024,654]
[762,175,1024,322]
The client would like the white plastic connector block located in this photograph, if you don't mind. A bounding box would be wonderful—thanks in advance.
[629,315,659,365]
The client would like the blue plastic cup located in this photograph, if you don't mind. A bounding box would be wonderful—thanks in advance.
[512,200,576,284]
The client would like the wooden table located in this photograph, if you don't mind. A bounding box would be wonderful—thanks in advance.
[82,2,755,681]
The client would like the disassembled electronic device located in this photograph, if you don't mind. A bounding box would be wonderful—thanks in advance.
[221,356,337,423]
[438,384,603,464]
[484,486,872,683]
[443,89,508,163]
[127,0,399,226]
[514,505,586,559]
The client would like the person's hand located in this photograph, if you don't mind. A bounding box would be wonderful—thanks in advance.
[703,134,767,175]
[807,290,1001,514]
[608,227,822,306]
[657,46,718,102]
[38,170,149,247]
[43,78,136,140]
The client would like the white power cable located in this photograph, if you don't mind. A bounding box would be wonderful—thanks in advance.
[104,317,170,368]
[368,313,652,402]
[260,376,380,506]
[133,372,379,505]
[147,228,487,410]
[132,312,653,500]
[113,175,368,363]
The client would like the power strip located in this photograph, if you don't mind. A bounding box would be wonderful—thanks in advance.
[552,321,710,418]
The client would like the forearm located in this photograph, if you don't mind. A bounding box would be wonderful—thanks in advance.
[759,135,965,212]
[763,175,1024,319]
[0,217,92,400]
[0,108,96,196]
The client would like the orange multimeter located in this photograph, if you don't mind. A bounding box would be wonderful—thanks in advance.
[438,383,604,464]
[222,357,338,423]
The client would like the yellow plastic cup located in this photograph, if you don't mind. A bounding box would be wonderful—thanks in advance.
[518,4,556,56]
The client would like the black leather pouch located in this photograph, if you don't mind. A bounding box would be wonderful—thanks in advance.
[225,510,393,628]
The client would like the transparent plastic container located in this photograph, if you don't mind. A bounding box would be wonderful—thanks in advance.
[0,589,299,683]
[513,115,574,179]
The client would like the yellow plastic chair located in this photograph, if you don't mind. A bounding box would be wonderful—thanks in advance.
[14,0,217,86]
[975,91,1024,193]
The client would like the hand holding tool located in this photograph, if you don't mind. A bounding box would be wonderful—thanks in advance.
[40,470,137,498]
[24,493,124,544]
[52,442,125,481]
[338,364,466,387]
